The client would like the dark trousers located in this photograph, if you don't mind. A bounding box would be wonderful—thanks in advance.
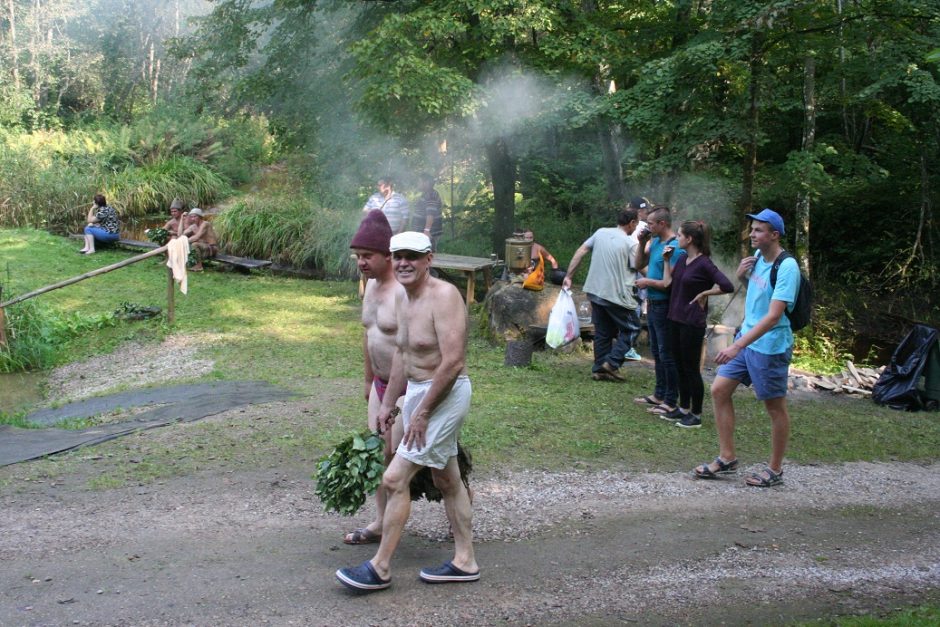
[667,320,706,415]
[589,296,641,372]
[647,300,678,406]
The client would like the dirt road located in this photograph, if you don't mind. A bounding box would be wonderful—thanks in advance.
[2,457,938,626]
[2,340,937,625]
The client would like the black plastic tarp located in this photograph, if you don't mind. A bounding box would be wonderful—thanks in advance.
[0,381,298,466]
[872,324,940,411]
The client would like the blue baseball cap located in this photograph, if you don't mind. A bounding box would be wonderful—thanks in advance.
[746,208,785,235]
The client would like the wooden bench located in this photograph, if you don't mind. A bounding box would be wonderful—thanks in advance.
[69,235,272,272]
[432,253,498,309]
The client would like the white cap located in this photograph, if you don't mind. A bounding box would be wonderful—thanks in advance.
[389,231,432,253]
[189,208,205,217]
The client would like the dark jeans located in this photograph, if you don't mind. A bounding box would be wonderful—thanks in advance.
[647,300,678,406]
[667,320,706,415]
[589,295,641,373]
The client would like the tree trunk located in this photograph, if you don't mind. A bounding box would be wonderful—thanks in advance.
[597,119,625,204]
[738,35,762,257]
[486,138,516,254]
[7,0,19,90]
[795,53,815,278]
[583,0,625,204]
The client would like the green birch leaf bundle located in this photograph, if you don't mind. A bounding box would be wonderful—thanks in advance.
[313,430,385,516]
[145,227,170,245]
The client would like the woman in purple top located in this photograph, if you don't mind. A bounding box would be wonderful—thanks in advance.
[661,221,734,428]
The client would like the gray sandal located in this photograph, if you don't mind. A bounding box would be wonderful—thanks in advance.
[693,457,739,479]
[745,467,784,487]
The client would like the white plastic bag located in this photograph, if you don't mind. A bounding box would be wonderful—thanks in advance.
[545,288,580,348]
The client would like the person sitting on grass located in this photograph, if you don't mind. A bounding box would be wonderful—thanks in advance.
[179,208,218,272]
[660,220,734,427]
[78,194,120,255]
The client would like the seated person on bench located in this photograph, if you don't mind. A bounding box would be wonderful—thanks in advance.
[179,208,218,272]
[163,198,187,239]
[79,193,121,255]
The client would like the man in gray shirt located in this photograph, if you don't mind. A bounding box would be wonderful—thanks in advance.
[562,208,641,381]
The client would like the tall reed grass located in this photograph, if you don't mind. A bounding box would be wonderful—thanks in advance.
[0,298,116,373]
[215,193,361,279]
[0,108,274,230]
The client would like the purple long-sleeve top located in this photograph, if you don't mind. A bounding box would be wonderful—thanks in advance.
[666,255,734,328]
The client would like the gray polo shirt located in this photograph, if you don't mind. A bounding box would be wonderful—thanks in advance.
[581,226,638,310]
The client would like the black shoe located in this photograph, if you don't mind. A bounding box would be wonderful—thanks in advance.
[658,407,685,421]
[676,414,702,429]
[600,362,625,381]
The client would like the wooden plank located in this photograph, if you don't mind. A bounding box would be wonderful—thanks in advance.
[842,385,872,396]
[117,238,159,250]
[70,235,271,271]
[214,253,272,269]
[845,360,863,386]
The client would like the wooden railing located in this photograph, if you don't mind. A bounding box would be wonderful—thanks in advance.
[0,245,177,347]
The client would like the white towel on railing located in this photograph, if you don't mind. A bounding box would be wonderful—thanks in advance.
[166,236,190,295]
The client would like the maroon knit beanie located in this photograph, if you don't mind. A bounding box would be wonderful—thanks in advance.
[350,210,392,254]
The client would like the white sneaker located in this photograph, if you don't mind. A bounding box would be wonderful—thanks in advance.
[624,348,641,361]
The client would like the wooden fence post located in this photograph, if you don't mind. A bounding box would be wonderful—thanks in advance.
[0,286,7,348]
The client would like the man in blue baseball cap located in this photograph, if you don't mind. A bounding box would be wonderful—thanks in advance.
[691,208,800,488]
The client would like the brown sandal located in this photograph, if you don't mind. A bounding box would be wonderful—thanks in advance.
[343,527,382,545]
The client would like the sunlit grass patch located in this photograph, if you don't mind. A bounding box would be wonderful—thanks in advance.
[3,227,940,486]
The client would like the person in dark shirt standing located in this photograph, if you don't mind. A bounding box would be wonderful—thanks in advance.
[661,220,734,427]
[412,174,444,251]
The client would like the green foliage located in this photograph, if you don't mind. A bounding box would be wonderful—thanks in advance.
[0,108,275,229]
[144,227,170,245]
[0,298,116,373]
[215,192,360,278]
[106,156,230,220]
[313,429,386,516]
[792,332,849,375]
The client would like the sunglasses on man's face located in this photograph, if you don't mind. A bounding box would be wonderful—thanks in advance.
[393,251,429,261]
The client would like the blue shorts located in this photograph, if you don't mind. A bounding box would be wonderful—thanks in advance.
[717,345,792,400]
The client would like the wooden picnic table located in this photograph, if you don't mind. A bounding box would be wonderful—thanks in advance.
[432,253,498,308]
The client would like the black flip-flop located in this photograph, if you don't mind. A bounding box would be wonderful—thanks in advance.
[633,395,661,406]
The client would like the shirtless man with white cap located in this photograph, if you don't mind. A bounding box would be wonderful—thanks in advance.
[336,231,479,592]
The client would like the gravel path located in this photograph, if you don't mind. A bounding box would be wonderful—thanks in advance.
[1,460,937,625]
[0,339,936,625]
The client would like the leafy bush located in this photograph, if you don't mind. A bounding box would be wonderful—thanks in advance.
[0,108,275,230]
[0,299,116,373]
[216,192,360,278]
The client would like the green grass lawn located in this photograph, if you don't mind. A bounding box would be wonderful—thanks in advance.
[2,228,940,479]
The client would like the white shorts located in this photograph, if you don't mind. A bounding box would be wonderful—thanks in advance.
[396,376,471,469]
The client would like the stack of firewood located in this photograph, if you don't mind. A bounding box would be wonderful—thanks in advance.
[790,361,885,396]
